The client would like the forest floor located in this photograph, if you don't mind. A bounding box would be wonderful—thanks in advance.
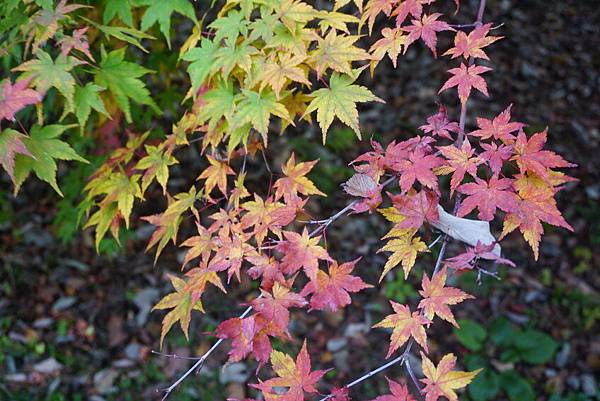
[1,1,599,401]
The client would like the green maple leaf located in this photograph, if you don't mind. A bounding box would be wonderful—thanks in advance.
[209,9,248,46]
[304,72,383,143]
[232,89,292,139]
[12,51,84,115]
[182,38,219,93]
[137,0,197,47]
[103,0,133,26]
[13,124,88,196]
[135,144,178,193]
[94,47,160,123]
[74,83,109,133]
[198,80,236,131]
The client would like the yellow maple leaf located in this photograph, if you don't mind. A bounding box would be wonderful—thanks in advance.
[377,232,428,281]
[421,352,482,401]
[197,155,235,197]
[373,301,429,358]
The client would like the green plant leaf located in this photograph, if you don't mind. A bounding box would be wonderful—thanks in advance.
[12,51,84,115]
[183,38,219,93]
[454,319,487,352]
[304,72,383,143]
[74,83,109,133]
[13,124,88,195]
[500,370,535,401]
[103,0,133,26]
[138,0,197,47]
[489,317,516,347]
[469,369,500,401]
[513,329,558,364]
[94,47,160,123]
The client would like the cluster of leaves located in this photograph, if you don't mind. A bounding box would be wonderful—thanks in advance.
[0,0,577,401]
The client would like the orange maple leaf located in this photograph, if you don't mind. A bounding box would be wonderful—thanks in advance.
[197,155,235,197]
[418,267,473,326]
[274,153,325,203]
[373,301,429,358]
[277,228,332,282]
[444,23,502,60]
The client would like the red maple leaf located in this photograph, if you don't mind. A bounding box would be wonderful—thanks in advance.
[479,141,513,174]
[300,258,372,312]
[418,267,473,326]
[277,229,332,282]
[511,129,576,183]
[0,77,43,122]
[393,0,435,27]
[208,231,257,282]
[331,387,351,401]
[252,341,328,401]
[457,175,518,221]
[437,139,484,193]
[439,63,491,105]
[369,377,416,401]
[469,104,525,143]
[403,13,454,57]
[246,254,286,290]
[419,105,460,140]
[216,314,274,367]
[444,241,515,271]
[394,147,444,193]
[443,23,502,60]
[389,189,440,229]
[252,283,307,335]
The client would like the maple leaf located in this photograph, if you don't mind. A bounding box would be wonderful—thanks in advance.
[274,153,325,203]
[152,274,203,348]
[209,231,257,282]
[436,140,484,193]
[444,241,515,271]
[241,195,296,244]
[277,229,333,282]
[94,47,160,123]
[419,105,460,140]
[500,179,573,260]
[103,0,134,26]
[197,155,235,197]
[247,254,286,290]
[216,315,261,363]
[304,72,384,143]
[511,129,576,183]
[180,224,216,268]
[469,104,524,143]
[0,77,43,122]
[373,302,429,357]
[361,0,398,34]
[135,144,178,193]
[370,377,416,401]
[369,27,406,70]
[479,141,513,174]
[300,258,372,311]
[456,175,518,221]
[331,386,351,401]
[310,31,371,77]
[0,129,34,184]
[394,0,434,27]
[252,283,307,335]
[420,352,481,401]
[259,54,311,98]
[58,27,94,61]
[378,232,428,281]
[138,0,197,47]
[184,266,226,304]
[13,124,88,196]
[418,267,473,326]
[74,83,109,133]
[252,341,328,401]
[402,13,454,57]
[389,189,440,229]
[444,23,502,60]
[231,89,293,143]
[392,148,444,193]
[12,51,84,114]
[439,63,491,105]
